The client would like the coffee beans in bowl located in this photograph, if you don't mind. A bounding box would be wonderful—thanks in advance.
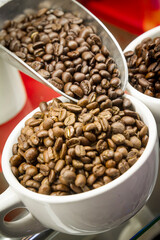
[124,36,160,98]
[10,95,149,196]
[124,26,160,136]
[1,94,158,236]
[0,6,123,100]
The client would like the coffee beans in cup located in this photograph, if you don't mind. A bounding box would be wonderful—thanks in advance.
[10,95,148,196]
[0,7,121,99]
[124,37,160,98]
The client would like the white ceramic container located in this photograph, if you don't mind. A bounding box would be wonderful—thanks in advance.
[0,95,159,238]
[124,26,160,136]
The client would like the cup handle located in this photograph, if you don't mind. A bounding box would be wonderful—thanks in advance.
[0,187,47,238]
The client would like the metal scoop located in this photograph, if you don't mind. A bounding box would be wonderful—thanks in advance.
[0,0,128,103]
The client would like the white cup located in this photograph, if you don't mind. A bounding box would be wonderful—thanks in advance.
[0,58,26,125]
[0,95,159,238]
[124,26,160,137]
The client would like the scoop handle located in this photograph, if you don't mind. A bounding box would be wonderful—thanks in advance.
[0,187,46,238]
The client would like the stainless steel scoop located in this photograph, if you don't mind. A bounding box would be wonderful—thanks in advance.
[0,0,128,102]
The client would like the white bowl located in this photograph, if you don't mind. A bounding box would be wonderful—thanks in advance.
[124,26,160,136]
[0,95,159,238]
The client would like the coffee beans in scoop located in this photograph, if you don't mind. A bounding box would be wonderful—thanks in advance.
[0,7,122,99]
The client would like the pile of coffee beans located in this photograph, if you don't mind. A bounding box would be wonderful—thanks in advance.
[0,7,121,99]
[124,37,160,98]
[10,94,148,195]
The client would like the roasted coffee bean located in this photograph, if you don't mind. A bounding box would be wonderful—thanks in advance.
[64,114,76,126]
[70,85,84,98]
[60,170,76,185]
[11,166,19,178]
[121,116,135,125]
[12,143,19,155]
[96,140,108,153]
[24,148,38,163]
[111,121,125,134]
[118,160,130,174]
[130,136,142,149]
[105,160,116,168]
[39,101,48,112]
[10,154,23,167]
[43,118,54,130]
[64,126,74,139]
[114,151,123,162]
[75,174,86,187]
[87,174,96,186]
[54,137,63,152]
[75,145,86,157]
[101,149,114,161]
[106,168,120,179]
[92,164,105,177]
[112,134,125,145]
[70,183,82,193]
[52,127,64,138]
[26,166,38,176]
[49,77,64,90]
[84,132,96,142]
[63,103,82,113]
[25,179,40,189]
[72,159,84,169]
[80,80,92,95]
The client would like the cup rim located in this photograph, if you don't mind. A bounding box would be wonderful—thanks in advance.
[124,25,160,103]
[2,94,157,204]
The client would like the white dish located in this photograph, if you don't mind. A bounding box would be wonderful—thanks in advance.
[0,95,159,238]
[124,26,160,136]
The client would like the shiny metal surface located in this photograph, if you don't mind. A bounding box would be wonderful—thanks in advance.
[0,0,128,103]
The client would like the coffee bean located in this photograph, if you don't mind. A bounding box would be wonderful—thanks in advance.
[111,122,125,134]
[24,148,38,163]
[64,126,74,139]
[75,145,86,157]
[72,159,84,169]
[49,77,64,90]
[52,127,64,138]
[70,85,84,98]
[26,179,40,189]
[118,160,130,174]
[121,116,135,125]
[38,69,50,79]
[80,80,91,95]
[92,164,105,177]
[63,103,82,113]
[75,174,86,187]
[60,170,76,185]
[106,168,120,179]
[67,137,80,148]
[130,136,142,149]
[10,155,23,167]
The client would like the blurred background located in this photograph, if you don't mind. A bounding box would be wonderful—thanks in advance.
[80,0,160,48]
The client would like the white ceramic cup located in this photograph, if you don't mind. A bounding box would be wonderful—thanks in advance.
[0,58,26,125]
[124,26,160,137]
[0,95,159,238]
